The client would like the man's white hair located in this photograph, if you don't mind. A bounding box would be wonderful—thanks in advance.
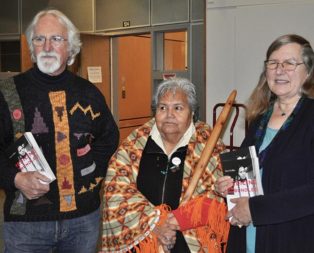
[25,9,82,66]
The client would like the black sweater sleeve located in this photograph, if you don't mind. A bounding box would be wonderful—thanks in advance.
[250,183,314,225]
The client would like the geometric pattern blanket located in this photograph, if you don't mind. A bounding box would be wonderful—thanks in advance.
[101,119,229,252]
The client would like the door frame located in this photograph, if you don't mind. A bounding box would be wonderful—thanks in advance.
[110,23,191,122]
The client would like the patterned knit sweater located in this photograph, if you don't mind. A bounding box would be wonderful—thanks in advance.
[0,66,119,221]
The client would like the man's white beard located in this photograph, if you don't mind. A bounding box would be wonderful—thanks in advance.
[36,51,62,75]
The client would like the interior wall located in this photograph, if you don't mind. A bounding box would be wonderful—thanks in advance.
[80,34,111,106]
[191,23,205,121]
[206,0,314,147]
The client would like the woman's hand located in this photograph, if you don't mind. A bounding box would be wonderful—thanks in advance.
[166,213,180,230]
[214,176,234,197]
[154,213,178,251]
[227,197,252,227]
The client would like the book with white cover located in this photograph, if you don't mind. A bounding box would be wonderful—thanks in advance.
[5,132,56,183]
[220,146,263,211]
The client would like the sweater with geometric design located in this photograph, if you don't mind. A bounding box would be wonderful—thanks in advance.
[0,66,119,221]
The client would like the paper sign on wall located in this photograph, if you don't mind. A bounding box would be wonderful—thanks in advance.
[87,66,102,83]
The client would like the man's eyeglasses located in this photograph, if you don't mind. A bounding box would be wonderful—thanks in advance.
[32,35,68,47]
[264,60,304,71]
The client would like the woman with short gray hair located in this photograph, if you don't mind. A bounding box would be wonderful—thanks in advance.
[102,77,229,253]
[151,78,199,122]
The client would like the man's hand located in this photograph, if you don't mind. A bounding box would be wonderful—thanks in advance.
[14,171,50,200]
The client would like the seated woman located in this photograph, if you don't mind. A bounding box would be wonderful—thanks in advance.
[101,78,229,253]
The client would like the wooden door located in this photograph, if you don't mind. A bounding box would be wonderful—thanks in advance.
[20,34,33,72]
[117,35,152,140]
[80,34,111,105]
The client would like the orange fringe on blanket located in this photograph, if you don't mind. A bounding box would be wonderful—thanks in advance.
[137,198,229,253]
[137,204,170,253]
[178,195,230,253]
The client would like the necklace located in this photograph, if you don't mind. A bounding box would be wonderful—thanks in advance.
[277,98,300,117]
[278,103,287,116]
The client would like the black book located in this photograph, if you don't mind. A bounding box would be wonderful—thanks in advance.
[219,146,263,211]
[5,132,56,183]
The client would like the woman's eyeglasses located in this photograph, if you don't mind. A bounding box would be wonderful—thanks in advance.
[264,60,304,71]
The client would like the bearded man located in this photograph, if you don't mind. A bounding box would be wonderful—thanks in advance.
[0,9,119,253]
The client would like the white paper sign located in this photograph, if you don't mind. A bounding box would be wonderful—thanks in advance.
[87,66,102,83]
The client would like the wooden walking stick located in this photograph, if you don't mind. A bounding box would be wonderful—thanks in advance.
[157,90,236,253]
[181,90,237,205]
